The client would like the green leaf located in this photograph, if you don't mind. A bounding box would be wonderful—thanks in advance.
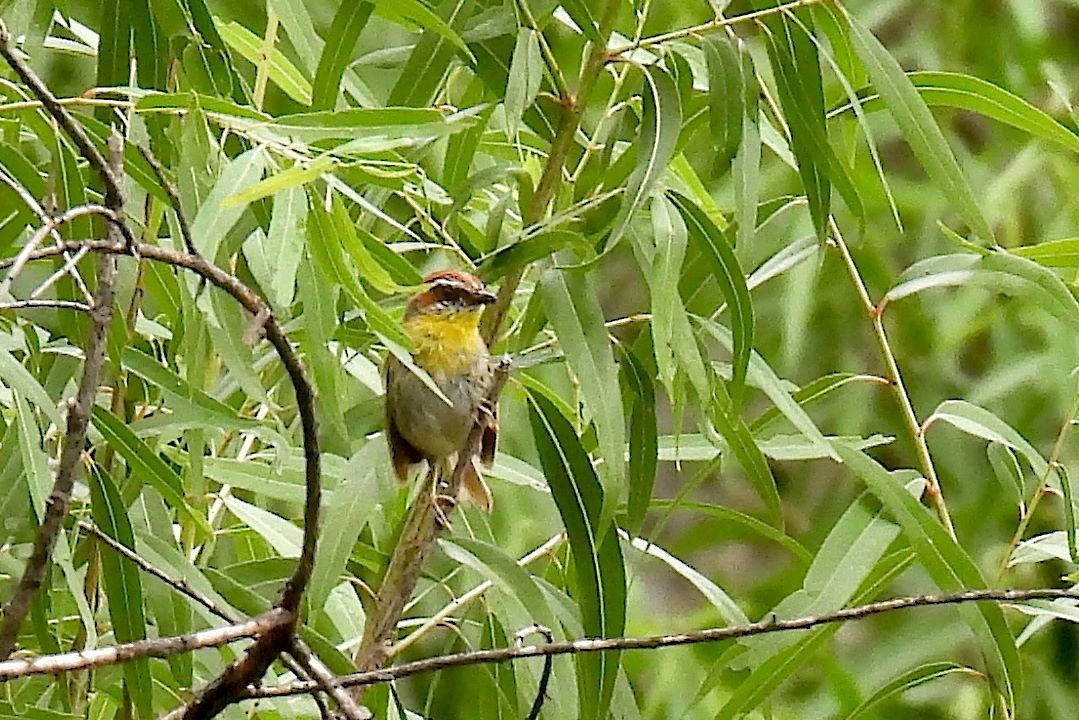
[189,147,267,263]
[884,252,1079,331]
[829,71,1079,156]
[308,442,382,610]
[987,441,1026,510]
[926,399,1050,478]
[0,350,63,429]
[626,533,748,625]
[526,387,625,720]
[265,183,307,309]
[837,445,1022,713]
[703,34,744,166]
[606,65,681,251]
[222,495,302,557]
[1012,237,1079,267]
[649,195,688,391]
[89,468,153,720]
[670,192,753,406]
[539,269,625,521]
[223,156,334,208]
[505,28,543,138]
[216,18,313,104]
[618,343,656,534]
[90,407,211,533]
[697,317,839,462]
[647,499,811,566]
[847,14,994,242]
[709,376,782,528]
[846,662,976,720]
[311,1,374,111]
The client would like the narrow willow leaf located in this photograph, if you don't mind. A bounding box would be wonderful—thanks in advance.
[89,468,153,720]
[698,318,838,462]
[222,495,302,557]
[717,546,914,718]
[606,65,681,251]
[846,14,994,242]
[308,442,382,609]
[90,407,211,533]
[751,372,883,434]
[884,252,1079,331]
[650,195,688,390]
[189,147,267,262]
[710,376,782,528]
[618,343,656,534]
[837,446,1022,713]
[754,8,830,239]
[216,18,313,104]
[670,192,753,405]
[736,492,900,668]
[386,0,470,107]
[1061,465,1078,562]
[527,388,626,720]
[987,442,1026,510]
[926,399,1050,478]
[830,71,1079,156]
[265,184,307,308]
[539,269,625,520]
[311,1,374,111]
[846,662,974,720]
[703,34,744,166]
[648,499,811,566]
[223,156,334,208]
[626,533,748,625]
[1012,237,1079,267]
[0,350,63,428]
[505,28,542,138]
[559,0,599,41]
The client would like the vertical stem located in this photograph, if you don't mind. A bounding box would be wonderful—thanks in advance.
[830,219,957,539]
[253,9,279,111]
[996,381,1079,580]
[480,0,623,345]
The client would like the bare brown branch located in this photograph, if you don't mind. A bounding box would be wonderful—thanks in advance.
[0,133,125,659]
[252,586,1079,699]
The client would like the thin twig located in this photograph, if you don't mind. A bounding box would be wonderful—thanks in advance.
[135,144,201,257]
[0,21,124,205]
[288,638,370,720]
[606,0,830,57]
[829,218,957,539]
[0,299,90,312]
[390,532,565,657]
[0,133,125,660]
[251,586,1079,699]
[0,167,94,302]
[77,521,341,717]
[0,609,292,681]
[518,624,553,720]
[349,360,513,702]
[479,0,624,344]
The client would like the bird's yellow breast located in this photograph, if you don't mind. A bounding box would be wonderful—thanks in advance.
[402,310,486,375]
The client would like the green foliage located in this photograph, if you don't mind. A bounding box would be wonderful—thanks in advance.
[0,0,1078,718]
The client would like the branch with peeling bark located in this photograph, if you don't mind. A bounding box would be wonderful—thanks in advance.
[349,360,512,701]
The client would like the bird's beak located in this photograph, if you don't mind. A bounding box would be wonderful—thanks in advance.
[475,288,497,304]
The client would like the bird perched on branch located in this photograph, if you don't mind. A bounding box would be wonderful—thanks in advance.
[384,269,499,512]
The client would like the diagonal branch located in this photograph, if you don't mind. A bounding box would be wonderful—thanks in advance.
[0,132,125,660]
[349,360,512,702]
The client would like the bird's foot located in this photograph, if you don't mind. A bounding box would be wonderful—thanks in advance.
[433,493,457,528]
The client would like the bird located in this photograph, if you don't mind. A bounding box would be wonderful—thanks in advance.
[383,269,499,512]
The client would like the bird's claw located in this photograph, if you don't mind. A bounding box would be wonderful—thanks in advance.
[433,493,457,528]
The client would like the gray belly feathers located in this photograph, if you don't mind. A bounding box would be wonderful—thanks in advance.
[388,356,491,460]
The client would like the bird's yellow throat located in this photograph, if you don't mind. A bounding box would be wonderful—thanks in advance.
[402,310,486,375]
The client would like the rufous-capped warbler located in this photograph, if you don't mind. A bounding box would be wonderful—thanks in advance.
[384,270,498,511]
